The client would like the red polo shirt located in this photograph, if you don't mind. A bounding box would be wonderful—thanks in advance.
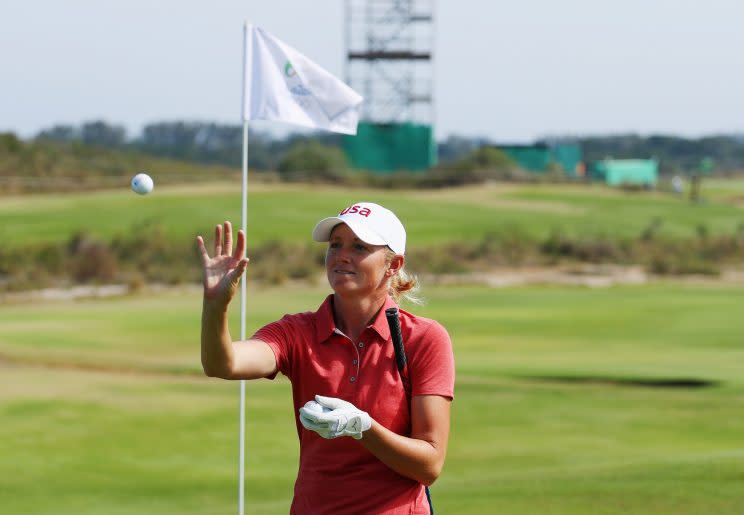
[253,294,455,515]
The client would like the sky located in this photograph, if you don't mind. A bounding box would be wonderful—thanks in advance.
[2,0,743,143]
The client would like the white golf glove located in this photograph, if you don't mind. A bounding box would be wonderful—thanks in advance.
[299,395,372,440]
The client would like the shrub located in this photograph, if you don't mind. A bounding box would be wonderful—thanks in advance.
[428,146,527,186]
[640,217,664,241]
[473,228,537,265]
[447,146,516,171]
[277,141,350,182]
[0,132,22,153]
[68,238,118,282]
[540,230,625,264]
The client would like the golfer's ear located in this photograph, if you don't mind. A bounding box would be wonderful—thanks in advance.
[387,254,404,276]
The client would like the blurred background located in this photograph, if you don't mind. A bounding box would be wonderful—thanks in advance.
[1,1,743,514]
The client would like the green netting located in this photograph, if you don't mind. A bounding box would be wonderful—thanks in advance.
[551,144,583,175]
[498,145,552,172]
[498,144,583,175]
[591,159,658,186]
[343,122,437,173]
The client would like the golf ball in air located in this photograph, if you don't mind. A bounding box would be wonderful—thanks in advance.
[131,173,154,195]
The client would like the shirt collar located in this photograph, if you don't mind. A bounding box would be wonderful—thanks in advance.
[368,295,398,342]
[315,294,337,343]
[314,294,399,343]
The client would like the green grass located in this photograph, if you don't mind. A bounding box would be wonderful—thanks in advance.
[1,282,742,514]
[704,177,744,200]
[2,180,744,250]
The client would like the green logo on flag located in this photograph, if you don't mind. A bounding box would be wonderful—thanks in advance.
[284,61,296,78]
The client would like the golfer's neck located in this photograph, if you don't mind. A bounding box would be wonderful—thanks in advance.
[332,293,386,342]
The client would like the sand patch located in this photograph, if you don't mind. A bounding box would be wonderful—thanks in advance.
[427,264,648,288]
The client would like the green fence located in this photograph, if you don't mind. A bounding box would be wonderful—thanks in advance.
[590,159,659,186]
[496,143,583,176]
[343,122,437,173]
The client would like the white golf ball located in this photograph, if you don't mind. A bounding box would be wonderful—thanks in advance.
[131,173,154,195]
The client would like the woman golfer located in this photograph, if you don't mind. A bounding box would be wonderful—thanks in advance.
[197,202,455,515]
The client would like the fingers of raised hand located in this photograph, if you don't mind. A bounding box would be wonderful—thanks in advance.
[196,236,210,265]
[211,222,235,257]
[233,229,246,260]
[214,223,223,257]
[227,258,249,285]
[223,221,233,256]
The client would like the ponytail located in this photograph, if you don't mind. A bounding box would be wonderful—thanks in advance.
[385,249,423,305]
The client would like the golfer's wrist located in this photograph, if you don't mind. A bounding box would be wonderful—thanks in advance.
[203,296,230,315]
[356,416,375,440]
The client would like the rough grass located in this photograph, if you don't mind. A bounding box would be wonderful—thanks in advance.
[1,282,742,514]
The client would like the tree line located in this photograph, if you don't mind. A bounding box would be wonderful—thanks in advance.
[34,120,341,171]
[25,120,744,173]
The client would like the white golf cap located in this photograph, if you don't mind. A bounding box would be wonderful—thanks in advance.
[312,202,406,255]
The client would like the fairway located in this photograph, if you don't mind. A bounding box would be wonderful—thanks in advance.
[1,282,742,514]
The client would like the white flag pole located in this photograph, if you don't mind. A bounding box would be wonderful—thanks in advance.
[238,121,248,515]
[239,21,250,515]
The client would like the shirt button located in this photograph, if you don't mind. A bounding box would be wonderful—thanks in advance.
[352,359,358,365]
[358,342,364,348]
[350,376,356,382]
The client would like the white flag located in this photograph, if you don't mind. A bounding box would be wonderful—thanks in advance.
[242,23,363,135]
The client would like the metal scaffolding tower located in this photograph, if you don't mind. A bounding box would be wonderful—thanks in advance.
[345,0,435,125]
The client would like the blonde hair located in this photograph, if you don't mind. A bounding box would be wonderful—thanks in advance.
[385,249,423,305]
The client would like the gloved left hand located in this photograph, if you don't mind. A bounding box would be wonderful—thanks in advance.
[299,395,372,440]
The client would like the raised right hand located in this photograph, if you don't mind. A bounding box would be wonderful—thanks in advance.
[196,221,249,306]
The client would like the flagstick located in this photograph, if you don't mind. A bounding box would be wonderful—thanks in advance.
[239,120,249,515]
[237,21,360,515]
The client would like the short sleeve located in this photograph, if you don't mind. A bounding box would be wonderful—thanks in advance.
[408,321,455,399]
[252,315,297,379]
